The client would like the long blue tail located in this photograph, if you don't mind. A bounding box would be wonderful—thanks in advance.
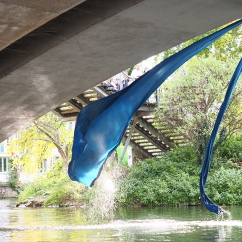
[200,58,242,214]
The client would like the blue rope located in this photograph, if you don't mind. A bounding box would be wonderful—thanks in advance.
[200,58,242,214]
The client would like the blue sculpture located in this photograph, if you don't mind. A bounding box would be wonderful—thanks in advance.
[69,19,242,213]
[200,58,242,214]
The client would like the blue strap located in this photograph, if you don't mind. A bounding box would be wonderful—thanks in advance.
[200,58,242,214]
[69,20,242,188]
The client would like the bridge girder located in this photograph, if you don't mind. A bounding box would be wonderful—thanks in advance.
[0,0,242,141]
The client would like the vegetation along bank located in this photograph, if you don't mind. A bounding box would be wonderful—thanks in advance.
[16,137,242,208]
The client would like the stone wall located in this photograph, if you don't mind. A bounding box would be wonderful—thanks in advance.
[0,172,9,183]
[0,184,17,198]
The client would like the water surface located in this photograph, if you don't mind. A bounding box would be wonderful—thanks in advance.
[0,199,242,241]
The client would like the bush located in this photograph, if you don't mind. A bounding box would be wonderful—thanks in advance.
[18,159,92,206]
[206,167,242,205]
[8,159,21,193]
[18,174,93,206]
[116,146,242,207]
[218,135,242,162]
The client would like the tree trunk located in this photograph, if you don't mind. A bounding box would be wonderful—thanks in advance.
[56,145,69,176]
[62,157,69,175]
[34,121,70,176]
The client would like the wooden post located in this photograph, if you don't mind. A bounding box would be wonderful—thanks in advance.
[157,88,160,108]
[117,115,137,167]
[110,152,114,168]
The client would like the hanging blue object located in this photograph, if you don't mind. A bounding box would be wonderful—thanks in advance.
[200,58,242,215]
[69,19,242,189]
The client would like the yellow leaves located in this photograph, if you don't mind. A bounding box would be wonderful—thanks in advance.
[7,112,74,175]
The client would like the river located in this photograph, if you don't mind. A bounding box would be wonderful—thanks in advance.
[0,199,242,241]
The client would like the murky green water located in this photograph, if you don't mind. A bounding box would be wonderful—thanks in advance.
[0,199,242,241]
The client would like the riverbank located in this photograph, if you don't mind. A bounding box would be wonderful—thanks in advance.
[16,145,242,209]
[16,167,128,210]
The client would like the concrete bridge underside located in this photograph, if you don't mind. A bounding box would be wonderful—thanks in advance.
[0,0,241,142]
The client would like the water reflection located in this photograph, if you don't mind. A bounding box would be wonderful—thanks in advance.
[0,199,242,242]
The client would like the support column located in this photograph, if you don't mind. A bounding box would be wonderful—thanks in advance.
[110,152,114,168]
[117,115,137,167]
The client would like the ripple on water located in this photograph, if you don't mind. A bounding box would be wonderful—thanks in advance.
[1,219,242,231]
[1,200,242,242]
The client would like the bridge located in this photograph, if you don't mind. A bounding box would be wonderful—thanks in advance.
[0,0,241,142]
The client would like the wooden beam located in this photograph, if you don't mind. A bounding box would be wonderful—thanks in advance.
[118,116,138,167]
[76,94,91,105]
[60,109,78,114]
[164,117,190,141]
[137,117,175,148]
[68,99,83,111]
[122,136,152,159]
[134,125,167,152]
[52,108,63,118]
[83,90,96,94]
[138,103,156,112]
[61,116,77,122]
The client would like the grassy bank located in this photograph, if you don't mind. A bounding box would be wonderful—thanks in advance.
[17,159,95,207]
[17,143,242,208]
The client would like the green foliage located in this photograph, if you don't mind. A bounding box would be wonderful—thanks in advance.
[8,159,20,192]
[151,22,242,165]
[18,174,89,207]
[17,158,96,206]
[206,168,242,205]
[156,57,242,146]
[195,122,210,165]
[116,146,242,207]
[195,123,228,165]
[218,135,242,162]
[127,66,135,76]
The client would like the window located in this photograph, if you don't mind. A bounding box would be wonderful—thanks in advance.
[40,159,47,173]
[0,145,4,153]
[19,164,24,173]
[0,157,8,173]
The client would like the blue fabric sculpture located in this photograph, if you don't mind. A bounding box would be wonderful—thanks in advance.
[69,19,242,203]
[200,58,242,214]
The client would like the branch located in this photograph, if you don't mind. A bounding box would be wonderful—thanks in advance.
[36,119,58,133]
[35,120,55,138]
[35,120,61,146]
[65,144,69,159]
[30,138,61,148]
[34,125,55,142]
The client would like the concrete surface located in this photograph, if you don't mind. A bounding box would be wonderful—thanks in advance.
[0,0,242,142]
[0,0,85,51]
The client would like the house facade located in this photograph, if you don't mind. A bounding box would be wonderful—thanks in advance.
[0,141,10,183]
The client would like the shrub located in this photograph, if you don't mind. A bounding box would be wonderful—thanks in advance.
[116,146,242,207]
[17,159,90,206]
[218,135,242,162]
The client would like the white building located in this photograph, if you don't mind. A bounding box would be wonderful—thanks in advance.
[0,121,74,183]
[0,141,10,183]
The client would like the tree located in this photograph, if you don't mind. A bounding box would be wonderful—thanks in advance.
[155,57,242,159]
[8,112,74,175]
